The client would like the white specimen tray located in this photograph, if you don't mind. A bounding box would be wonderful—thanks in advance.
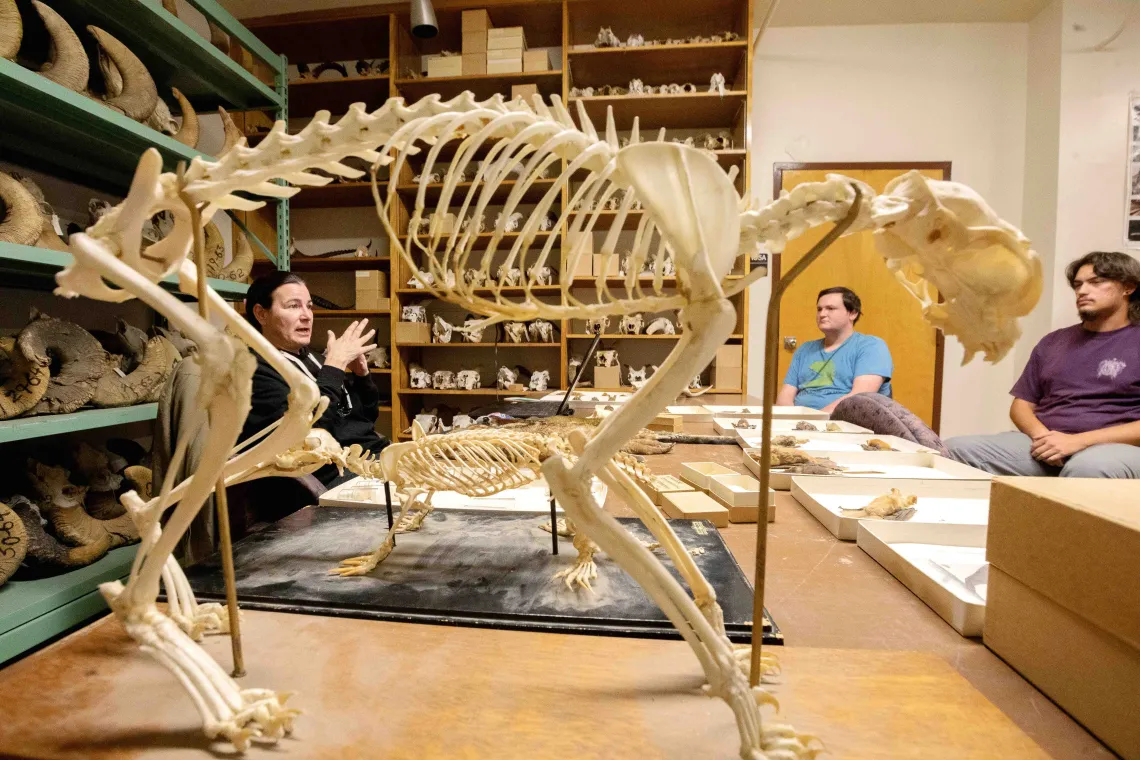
[737,432,932,453]
[703,405,829,420]
[726,419,872,438]
[857,521,988,636]
[321,475,608,513]
[540,390,632,411]
[665,405,713,422]
[789,476,991,540]
[744,450,990,491]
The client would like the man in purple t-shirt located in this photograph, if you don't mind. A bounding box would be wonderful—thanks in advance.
[947,251,1140,478]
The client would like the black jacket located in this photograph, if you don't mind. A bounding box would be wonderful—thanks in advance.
[240,347,388,484]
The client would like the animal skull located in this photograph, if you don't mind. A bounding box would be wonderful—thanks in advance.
[408,363,431,389]
[494,211,524,233]
[528,319,555,342]
[402,304,427,323]
[464,269,488,287]
[432,315,454,343]
[456,369,481,390]
[451,413,473,429]
[619,313,644,335]
[646,316,676,335]
[709,73,726,95]
[496,365,517,389]
[595,26,620,48]
[529,265,554,285]
[367,346,389,369]
[413,412,442,434]
[496,266,523,286]
[629,78,646,95]
[568,355,584,382]
[431,370,456,390]
[627,365,648,389]
[463,316,485,342]
[596,349,619,368]
[529,369,551,391]
[503,321,528,343]
[585,316,609,336]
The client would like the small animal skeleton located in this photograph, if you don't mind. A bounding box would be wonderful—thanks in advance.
[496,366,517,389]
[456,369,481,390]
[528,319,555,343]
[432,315,454,343]
[402,304,427,322]
[619,313,644,335]
[841,489,918,520]
[431,370,456,390]
[861,438,896,451]
[538,212,557,232]
[596,349,619,368]
[529,369,551,391]
[646,316,676,334]
[794,421,819,431]
[503,321,528,343]
[408,363,431,389]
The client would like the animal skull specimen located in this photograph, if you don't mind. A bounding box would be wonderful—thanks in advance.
[432,314,454,343]
[496,265,523,286]
[496,365,517,389]
[463,268,488,287]
[595,27,621,48]
[619,313,644,335]
[494,211,524,232]
[529,369,551,391]
[529,265,554,284]
[431,370,456,390]
[627,364,657,389]
[367,346,389,369]
[503,321,528,343]
[528,319,555,342]
[646,316,676,334]
[585,316,609,336]
[402,304,427,323]
[709,72,726,96]
[455,369,481,390]
[408,363,431,389]
[451,413,474,429]
[62,87,1038,757]
[595,349,619,368]
[462,315,485,342]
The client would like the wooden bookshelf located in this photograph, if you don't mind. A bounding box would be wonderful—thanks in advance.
[290,74,392,117]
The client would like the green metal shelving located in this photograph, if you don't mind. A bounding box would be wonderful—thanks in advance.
[0,404,157,444]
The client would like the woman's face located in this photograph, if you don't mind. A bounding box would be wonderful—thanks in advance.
[255,282,313,352]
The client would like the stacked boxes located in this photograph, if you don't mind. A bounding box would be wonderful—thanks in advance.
[354,270,389,311]
[713,344,742,390]
[461,9,488,75]
[523,49,550,72]
[486,27,525,74]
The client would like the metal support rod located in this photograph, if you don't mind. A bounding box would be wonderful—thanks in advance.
[549,495,559,555]
[180,164,245,679]
[384,479,395,548]
[749,187,863,686]
[556,332,603,416]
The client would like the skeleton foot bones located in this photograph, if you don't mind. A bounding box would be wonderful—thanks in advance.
[64,87,1038,756]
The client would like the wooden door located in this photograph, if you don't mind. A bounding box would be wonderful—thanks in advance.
[773,164,948,430]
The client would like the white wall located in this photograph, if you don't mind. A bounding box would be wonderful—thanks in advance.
[749,22,1029,436]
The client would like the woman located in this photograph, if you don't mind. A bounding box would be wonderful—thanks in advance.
[241,270,388,486]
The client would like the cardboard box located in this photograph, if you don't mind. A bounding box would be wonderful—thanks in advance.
[985,567,1140,760]
[511,83,538,100]
[487,26,526,49]
[644,474,696,506]
[486,59,523,75]
[567,230,593,257]
[462,31,487,54]
[356,291,380,310]
[592,254,619,277]
[678,461,737,491]
[461,8,490,33]
[647,413,682,433]
[713,363,741,390]
[716,344,743,368]
[487,47,522,61]
[571,252,593,278]
[427,55,463,78]
[395,321,430,343]
[355,269,382,296]
[594,365,621,389]
[523,49,550,72]
[462,53,487,76]
[661,491,729,528]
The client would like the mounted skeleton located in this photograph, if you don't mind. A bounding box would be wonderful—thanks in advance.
[58,90,1040,758]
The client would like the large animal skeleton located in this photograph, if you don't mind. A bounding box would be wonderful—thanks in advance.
[58,90,1039,758]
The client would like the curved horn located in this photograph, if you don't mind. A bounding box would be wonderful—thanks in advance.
[170,87,199,148]
[219,228,254,283]
[202,221,225,276]
[0,336,50,420]
[32,1,88,92]
[0,0,22,60]
[0,171,42,246]
[161,0,178,17]
[88,26,158,121]
[217,106,244,156]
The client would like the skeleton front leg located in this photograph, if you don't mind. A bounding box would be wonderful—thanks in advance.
[553,526,599,590]
[332,487,426,577]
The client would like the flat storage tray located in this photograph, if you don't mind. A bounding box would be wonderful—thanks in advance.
[746,450,991,491]
[320,476,608,513]
[730,419,872,440]
[183,507,781,644]
[857,521,988,636]
[736,432,930,453]
[789,476,992,540]
[704,404,829,420]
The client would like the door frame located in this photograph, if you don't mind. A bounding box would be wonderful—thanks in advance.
[770,161,952,433]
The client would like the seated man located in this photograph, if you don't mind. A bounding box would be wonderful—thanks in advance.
[948,251,1140,478]
[240,271,389,487]
[776,286,893,412]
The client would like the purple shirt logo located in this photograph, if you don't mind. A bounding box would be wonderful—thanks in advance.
[1098,358,1127,379]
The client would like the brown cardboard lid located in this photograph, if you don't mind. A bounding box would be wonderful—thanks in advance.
[997,477,1140,530]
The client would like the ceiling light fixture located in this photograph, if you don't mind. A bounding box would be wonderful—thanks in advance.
[411,0,438,39]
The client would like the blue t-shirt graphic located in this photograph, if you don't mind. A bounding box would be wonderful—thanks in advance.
[783,333,893,410]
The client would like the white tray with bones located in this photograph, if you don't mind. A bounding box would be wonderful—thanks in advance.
[539,390,634,409]
[704,404,829,420]
[789,475,992,540]
[746,449,991,491]
[718,417,871,436]
[321,474,608,513]
[738,431,936,454]
[856,520,988,636]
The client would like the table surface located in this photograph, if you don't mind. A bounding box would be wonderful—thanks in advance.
[0,405,1113,759]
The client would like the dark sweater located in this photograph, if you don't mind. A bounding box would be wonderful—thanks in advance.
[240,347,388,485]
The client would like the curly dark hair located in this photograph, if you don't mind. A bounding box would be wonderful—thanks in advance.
[1065,251,1140,323]
[244,270,307,331]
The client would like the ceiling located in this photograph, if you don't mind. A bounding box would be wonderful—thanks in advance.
[219,0,1055,24]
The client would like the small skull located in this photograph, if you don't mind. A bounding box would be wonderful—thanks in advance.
[463,315,485,342]
[595,26,620,48]
[496,366,517,389]
[619,313,644,335]
[528,265,554,285]
[456,369,481,390]
[494,211,524,232]
[409,363,431,389]
[709,72,726,95]
[432,370,456,390]
[585,316,609,336]
[503,321,528,343]
[529,369,551,391]
[627,365,649,389]
[432,315,454,343]
[464,269,488,287]
[596,349,619,368]
[402,304,427,323]
[496,265,522,286]
[452,413,474,430]
[413,412,440,434]
[528,319,555,343]
[568,355,584,382]
[367,346,390,369]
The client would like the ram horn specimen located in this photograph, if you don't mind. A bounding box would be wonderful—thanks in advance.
[92,317,149,373]
[0,170,41,245]
[0,0,20,60]
[123,464,153,500]
[169,87,200,148]
[7,494,111,571]
[92,335,180,407]
[24,310,109,415]
[161,0,178,15]
[217,106,244,156]
[30,1,88,92]
[0,335,50,420]
[27,460,139,549]
[0,499,28,586]
[219,228,254,282]
[73,442,126,520]
[202,221,225,276]
[88,26,158,122]
[12,173,69,251]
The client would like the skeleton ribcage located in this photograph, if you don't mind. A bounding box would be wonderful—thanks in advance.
[395,430,561,497]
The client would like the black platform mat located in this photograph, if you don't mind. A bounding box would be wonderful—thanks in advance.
[183,507,781,645]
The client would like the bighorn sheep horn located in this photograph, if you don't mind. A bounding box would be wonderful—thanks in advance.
[6,494,111,570]
[0,0,22,61]
[92,335,180,408]
[23,310,110,415]
[0,335,50,420]
[169,87,199,148]
[217,105,245,156]
[31,1,89,93]
[27,460,139,550]
[219,228,254,282]
[0,170,42,246]
[161,0,178,17]
[203,221,225,276]
[11,173,69,252]
[88,26,159,122]
[0,500,28,586]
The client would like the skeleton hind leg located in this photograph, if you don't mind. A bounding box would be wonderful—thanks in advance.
[332,487,426,576]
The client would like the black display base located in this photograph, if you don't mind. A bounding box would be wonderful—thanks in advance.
[182,506,782,645]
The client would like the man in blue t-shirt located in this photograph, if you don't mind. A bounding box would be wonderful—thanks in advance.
[775,287,893,412]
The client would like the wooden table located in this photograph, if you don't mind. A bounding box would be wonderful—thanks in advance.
[0,427,1113,759]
